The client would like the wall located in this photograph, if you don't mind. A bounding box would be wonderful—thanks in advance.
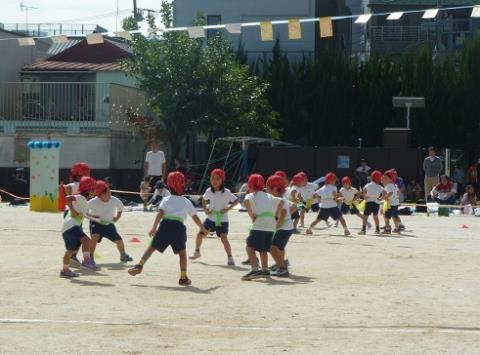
[173,0,316,62]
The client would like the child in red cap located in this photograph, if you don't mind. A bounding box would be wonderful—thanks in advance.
[381,170,401,234]
[306,173,350,236]
[190,169,239,265]
[290,172,319,228]
[359,170,385,235]
[242,174,284,280]
[339,176,369,226]
[128,172,208,286]
[87,180,133,263]
[60,176,97,277]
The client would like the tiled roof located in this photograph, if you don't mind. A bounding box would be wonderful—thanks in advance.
[369,0,480,5]
[24,61,122,71]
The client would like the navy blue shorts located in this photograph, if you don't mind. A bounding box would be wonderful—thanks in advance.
[385,205,399,219]
[291,210,300,220]
[364,201,380,216]
[318,207,341,221]
[247,230,274,252]
[302,203,320,212]
[202,219,229,237]
[272,229,293,250]
[340,203,359,215]
[62,225,86,251]
[89,222,122,243]
[151,220,187,254]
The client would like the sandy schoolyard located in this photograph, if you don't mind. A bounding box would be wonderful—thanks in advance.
[0,204,479,354]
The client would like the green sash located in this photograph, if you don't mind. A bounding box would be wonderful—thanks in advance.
[163,215,184,223]
[212,210,224,227]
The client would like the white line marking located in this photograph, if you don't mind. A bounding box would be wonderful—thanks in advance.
[0,318,143,326]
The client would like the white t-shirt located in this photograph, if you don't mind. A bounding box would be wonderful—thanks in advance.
[384,183,400,206]
[245,191,282,232]
[62,195,88,233]
[364,182,384,203]
[294,183,318,201]
[340,187,358,204]
[152,188,171,200]
[203,187,238,223]
[279,198,294,231]
[159,195,197,221]
[317,184,338,208]
[66,182,79,194]
[88,196,124,223]
[145,150,166,176]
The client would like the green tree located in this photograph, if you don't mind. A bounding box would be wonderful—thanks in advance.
[122,1,277,158]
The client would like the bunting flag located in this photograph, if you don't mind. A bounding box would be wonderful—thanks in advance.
[51,35,68,44]
[288,19,302,40]
[423,9,439,19]
[225,23,242,34]
[86,33,104,45]
[187,26,205,38]
[319,17,333,38]
[355,14,372,24]
[387,12,404,20]
[260,21,274,41]
[471,6,480,18]
[17,38,35,46]
[114,31,133,41]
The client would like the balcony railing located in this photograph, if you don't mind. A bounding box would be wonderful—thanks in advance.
[0,23,102,37]
[0,82,150,135]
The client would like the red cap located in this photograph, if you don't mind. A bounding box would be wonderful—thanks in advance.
[292,172,306,186]
[266,174,286,193]
[274,170,287,180]
[211,169,226,182]
[325,172,337,184]
[95,180,109,197]
[248,174,265,192]
[384,169,397,182]
[70,162,90,177]
[371,170,383,184]
[78,176,96,193]
[341,176,351,185]
[167,171,185,195]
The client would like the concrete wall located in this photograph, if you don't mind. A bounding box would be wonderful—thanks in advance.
[0,31,49,82]
[173,0,316,62]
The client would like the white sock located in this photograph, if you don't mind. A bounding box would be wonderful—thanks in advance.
[83,252,90,259]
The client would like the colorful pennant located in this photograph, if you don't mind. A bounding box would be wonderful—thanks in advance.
[288,19,302,40]
[17,38,35,46]
[225,23,242,34]
[86,33,104,45]
[187,26,205,39]
[319,17,333,38]
[260,21,274,41]
[423,9,439,19]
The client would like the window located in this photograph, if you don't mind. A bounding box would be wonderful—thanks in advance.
[207,15,222,39]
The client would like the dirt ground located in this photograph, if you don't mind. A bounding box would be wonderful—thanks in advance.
[0,203,479,354]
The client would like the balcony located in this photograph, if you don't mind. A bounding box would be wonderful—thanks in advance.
[0,82,150,135]
[369,19,474,53]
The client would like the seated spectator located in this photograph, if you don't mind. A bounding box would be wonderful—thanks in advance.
[406,179,422,202]
[460,184,477,214]
[431,175,457,205]
[355,158,371,188]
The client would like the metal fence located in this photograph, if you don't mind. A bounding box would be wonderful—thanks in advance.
[0,82,110,122]
[0,23,101,37]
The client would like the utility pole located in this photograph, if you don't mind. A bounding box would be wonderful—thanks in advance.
[20,1,38,35]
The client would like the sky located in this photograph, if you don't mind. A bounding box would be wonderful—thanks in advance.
[0,0,167,33]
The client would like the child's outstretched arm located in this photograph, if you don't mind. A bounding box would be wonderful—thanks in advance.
[221,199,240,213]
[192,214,209,235]
[113,211,122,223]
[149,209,165,237]
[275,201,287,230]
[202,198,210,215]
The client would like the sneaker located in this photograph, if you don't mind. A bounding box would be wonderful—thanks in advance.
[242,270,264,280]
[81,259,97,269]
[392,228,401,234]
[375,228,381,234]
[284,259,290,268]
[344,229,351,236]
[179,277,192,286]
[292,228,301,234]
[382,228,391,235]
[128,264,143,276]
[189,251,201,260]
[271,268,289,277]
[399,224,406,231]
[60,269,79,278]
[366,221,372,229]
[120,253,133,262]
[269,264,278,271]
[260,270,271,277]
[332,221,337,228]
[299,223,305,228]
[358,230,366,235]
[227,256,235,266]
[306,228,313,235]
[241,257,258,265]
[70,255,81,268]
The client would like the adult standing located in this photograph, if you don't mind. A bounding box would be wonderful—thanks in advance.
[355,158,371,188]
[423,146,442,201]
[144,141,167,188]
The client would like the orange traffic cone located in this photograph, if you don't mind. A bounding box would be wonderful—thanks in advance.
[58,183,66,212]
[129,237,141,243]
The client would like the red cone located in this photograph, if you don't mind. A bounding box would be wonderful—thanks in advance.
[461,224,469,229]
[129,237,141,243]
